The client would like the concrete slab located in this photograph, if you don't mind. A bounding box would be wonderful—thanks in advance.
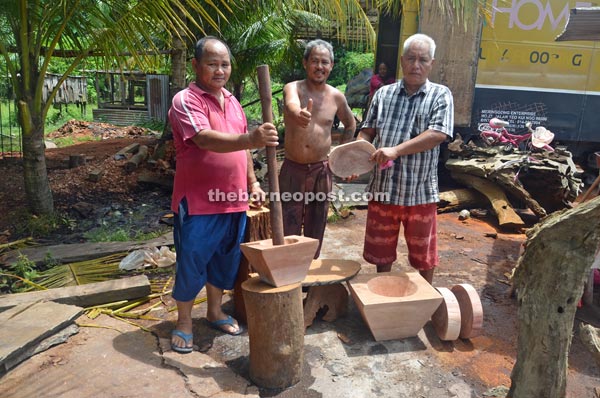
[0,301,82,375]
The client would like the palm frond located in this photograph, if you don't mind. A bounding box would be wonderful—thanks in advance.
[30,252,126,289]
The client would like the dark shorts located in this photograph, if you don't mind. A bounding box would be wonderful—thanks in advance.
[172,198,247,302]
[363,201,438,271]
[279,158,332,258]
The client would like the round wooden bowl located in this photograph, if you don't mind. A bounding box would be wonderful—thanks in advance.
[431,287,461,341]
[451,283,483,339]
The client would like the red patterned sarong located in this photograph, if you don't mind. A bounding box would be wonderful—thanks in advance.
[363,201,438,271]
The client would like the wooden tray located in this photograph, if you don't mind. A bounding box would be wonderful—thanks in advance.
[431,287,461,341]
[451,283,483,339]
[328,140,376,178]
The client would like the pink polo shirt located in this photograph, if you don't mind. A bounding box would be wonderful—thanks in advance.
[169,83,249,215]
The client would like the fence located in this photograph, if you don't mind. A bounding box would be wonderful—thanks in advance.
[0,73,89,156]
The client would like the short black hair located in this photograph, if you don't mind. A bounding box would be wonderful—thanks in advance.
[194,36,232,60]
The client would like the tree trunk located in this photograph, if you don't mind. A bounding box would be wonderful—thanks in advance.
[242,277,304,389]
[169,16,187,98]
[19,100,54,215]
[508,195,600,397]
[159,8,187,146]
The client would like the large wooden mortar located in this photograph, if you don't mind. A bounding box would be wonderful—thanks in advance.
[240,65,317,389]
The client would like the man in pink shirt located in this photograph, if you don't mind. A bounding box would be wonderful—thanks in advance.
[168,36,278,353]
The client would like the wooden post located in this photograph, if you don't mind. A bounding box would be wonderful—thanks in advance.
[256,65,284,245]
[242,276,304,389]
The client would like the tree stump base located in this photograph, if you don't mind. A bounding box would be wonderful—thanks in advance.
[242,276,304,389]
[303,284,348,328]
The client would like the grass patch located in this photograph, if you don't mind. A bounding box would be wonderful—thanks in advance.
[13,210,76,239]
[52,134,98,148]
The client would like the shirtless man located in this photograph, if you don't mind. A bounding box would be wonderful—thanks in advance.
[280,39,356,258]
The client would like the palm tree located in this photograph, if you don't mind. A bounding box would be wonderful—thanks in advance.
[0,0,480,217]
[0,0,236,216]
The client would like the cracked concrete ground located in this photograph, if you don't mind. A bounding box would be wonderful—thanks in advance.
[1,210,599,398]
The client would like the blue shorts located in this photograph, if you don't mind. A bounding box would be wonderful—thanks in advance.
[172,199,247,302]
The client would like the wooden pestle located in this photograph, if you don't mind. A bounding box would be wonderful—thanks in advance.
[256,65,285,245]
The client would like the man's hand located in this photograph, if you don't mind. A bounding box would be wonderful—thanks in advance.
[295,98,313,128]
[249,122,279,148]
[371,147,398,165]
[343,173,361,182]
[249,184,267,208]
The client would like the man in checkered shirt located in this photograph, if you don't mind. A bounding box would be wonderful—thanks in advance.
[356,33,454,284]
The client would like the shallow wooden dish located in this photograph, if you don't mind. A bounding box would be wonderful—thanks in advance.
[451,283,483,339]
[431,287,461,341]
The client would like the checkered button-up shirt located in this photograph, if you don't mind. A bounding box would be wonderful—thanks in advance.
[363,79,454,206]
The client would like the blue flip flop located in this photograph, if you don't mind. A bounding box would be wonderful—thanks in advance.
[171,329,193,353]
[207,315,244,336]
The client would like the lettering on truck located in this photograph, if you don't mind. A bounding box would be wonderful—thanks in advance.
[473,0,600,157]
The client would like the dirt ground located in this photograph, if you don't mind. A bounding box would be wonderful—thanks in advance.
[0,121,599,397]
[0,120,172,245]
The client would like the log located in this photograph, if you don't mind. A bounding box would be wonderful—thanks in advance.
[242,276,304,389]
[445,151,582,214]
[509,195,600,397]
[114,142,140,160]
[68,154,85,168]
[491,170,547,218]
[3,232,174,266]
[0,275,151,312]
[87,168,104,182]
[451,172,525,228]
[579,323,600,369]
[234,207,271,323]
[125,145,148,172]
[137,170,174,189]
[437,188,487,213]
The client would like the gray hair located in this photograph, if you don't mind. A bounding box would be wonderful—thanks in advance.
[303,39,334,62]
[402,33,436,59]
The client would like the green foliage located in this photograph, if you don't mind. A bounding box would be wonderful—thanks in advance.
[343,52,375,82]
[84,226,131,242]
[327,204,355,223]
[14,212,76,239]
[5,253,39,292]
[135,119,166,132]
[83,224,168,243]
[52,134,98,148]
[329,46,374,87]
[241,79,285,125]
[43,252,62,269]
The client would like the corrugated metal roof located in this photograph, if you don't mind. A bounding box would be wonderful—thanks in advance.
[555,7,600,41]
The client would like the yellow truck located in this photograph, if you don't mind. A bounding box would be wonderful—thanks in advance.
[376,0,600,165]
